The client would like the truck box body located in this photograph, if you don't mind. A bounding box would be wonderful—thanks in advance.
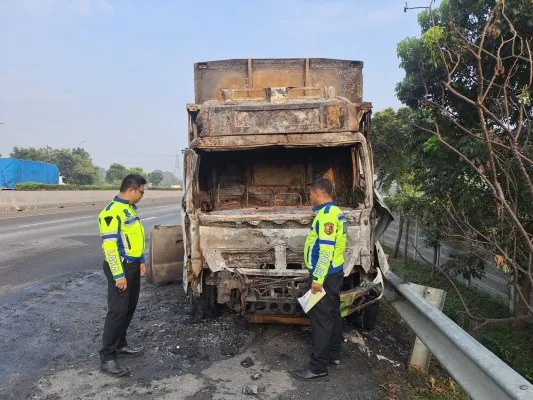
[0,158,59,189]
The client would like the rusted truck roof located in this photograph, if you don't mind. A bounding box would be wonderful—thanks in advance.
[194,58,364,104]
[187,58,372,150]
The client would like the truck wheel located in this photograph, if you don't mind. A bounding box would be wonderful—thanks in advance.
[191,285,220,319]
[346,310,363,328]
[362,301,380,331]
[203,285,220,318]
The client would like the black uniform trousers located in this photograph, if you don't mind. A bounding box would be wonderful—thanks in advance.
[100,260,141,362]
[308,271,344,373]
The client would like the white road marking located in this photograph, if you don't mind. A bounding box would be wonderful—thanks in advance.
[17,216,94,228]
[0,203,178,221]
[150,213,178,220]
[142,217,156,221]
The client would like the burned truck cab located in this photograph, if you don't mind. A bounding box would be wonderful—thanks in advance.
[176,58,392,324]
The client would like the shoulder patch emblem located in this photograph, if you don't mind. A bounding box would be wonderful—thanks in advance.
[104,216,114,227]
[324,222,335,235]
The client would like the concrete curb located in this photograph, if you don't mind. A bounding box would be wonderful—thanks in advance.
[0,190,182,213]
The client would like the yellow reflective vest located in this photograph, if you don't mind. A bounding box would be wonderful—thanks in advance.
[98,196,146,280]
[304,202,347,284]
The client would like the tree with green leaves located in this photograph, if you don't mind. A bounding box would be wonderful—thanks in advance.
[105,163,128,184]
[160,171,180,187]
[396,0,533,330]
[148,170,164,186]
[372,108,424,260]
[128,167,146,177]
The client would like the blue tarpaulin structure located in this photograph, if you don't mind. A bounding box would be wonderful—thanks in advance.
[0,158,59,189]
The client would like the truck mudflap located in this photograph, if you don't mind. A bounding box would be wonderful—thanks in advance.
[373,189,393,240]
[340,267,384,318]
[148,225,185,286]
[340,240,389,317]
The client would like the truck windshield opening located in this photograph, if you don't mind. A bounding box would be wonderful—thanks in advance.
[196,145,368,212]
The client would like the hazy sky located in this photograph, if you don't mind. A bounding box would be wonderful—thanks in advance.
[0,0,428,174]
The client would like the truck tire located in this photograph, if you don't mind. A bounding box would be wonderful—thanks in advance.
[346,310,363,328]
[203,285,219,318]
[191,284,220,319]
[362,301,380,331]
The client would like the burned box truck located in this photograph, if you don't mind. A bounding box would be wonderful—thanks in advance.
[149,58,393,327]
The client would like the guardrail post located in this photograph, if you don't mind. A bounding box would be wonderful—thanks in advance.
[407,283,447,371]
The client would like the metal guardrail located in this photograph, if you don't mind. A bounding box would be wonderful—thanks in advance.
[383,270,533,400]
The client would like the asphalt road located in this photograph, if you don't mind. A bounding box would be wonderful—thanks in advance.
[0,200,180,299]
[0,199,389,400]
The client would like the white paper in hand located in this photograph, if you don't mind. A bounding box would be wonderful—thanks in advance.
[298,288,326,313]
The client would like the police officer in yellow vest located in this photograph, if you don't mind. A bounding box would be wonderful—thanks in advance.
[98,174,147,377]
[293,177,347,380]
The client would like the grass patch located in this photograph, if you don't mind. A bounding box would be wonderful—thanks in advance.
[402,369,469,400]
[387,251,533,383]
[370,300,470,399]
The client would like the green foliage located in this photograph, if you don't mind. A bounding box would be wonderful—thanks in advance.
[105,163,128,184]
[481,325,533,382]
[14,183,118,191]
[105,164,147,184]
[372,107,424,223]
[128,167,146,177]
[394,0,533,295]
[147,170,164,186]
[372,107,418,191]
[423,26,445,67]
[10,146,100,185]
[403,195,449,250]
[14,183,180,191]
[423,136,439,153]
[160,171,181,187]
[384,180,422,217]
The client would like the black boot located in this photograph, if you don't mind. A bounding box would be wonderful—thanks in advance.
[100,360,130,377]
[292,369,328,380]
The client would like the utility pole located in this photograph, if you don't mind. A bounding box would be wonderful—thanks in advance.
[404,1,433,13]
[174,151,180,184]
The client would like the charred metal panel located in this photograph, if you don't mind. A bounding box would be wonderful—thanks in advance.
[233,107,321,134]
[192,132,367,151]
[190,132,370,151]
[197,208,372,275]
[194,58,364,104]
[195,98,367,137]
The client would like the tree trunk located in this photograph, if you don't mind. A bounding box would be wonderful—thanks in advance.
[393,214,404,259]
[432,244,440,279]
[404,219,411,266]
[513,256,533,331]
